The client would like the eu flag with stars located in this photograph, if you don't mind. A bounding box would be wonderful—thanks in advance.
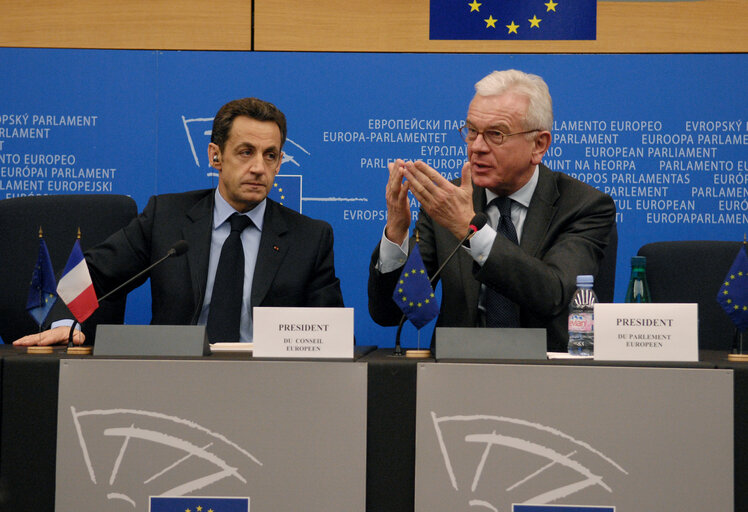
[269,175,302,212]
[26,237,58,326]
[514,506,614,512]
[150,496,249,512]
[430,0,596,40]
[393,243,439,329]
[717,245,748,331]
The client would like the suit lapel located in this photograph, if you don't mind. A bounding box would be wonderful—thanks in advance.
[183,193,214,317]
[251,199,289,307]
[520,164,559,257]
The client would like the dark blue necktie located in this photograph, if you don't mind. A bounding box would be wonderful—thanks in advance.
[206,213,253,342]
[485,197,520,327]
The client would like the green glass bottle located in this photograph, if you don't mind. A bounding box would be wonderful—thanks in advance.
[625,256,651,303]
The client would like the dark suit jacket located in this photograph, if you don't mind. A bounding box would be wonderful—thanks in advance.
[368,164,616,352]
[85,189,344,326]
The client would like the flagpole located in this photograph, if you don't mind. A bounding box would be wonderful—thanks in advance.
[740,233,747,355]
[37,226,44,339]
[62,228,95,355]
[67,321,80,348]
[67,228,83,349]
[27,225,62,355]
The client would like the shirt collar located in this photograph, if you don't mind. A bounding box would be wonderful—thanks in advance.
[213,188,266,231]
[485,164,539,208]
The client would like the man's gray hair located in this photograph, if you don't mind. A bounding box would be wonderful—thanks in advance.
[474,69,553,132]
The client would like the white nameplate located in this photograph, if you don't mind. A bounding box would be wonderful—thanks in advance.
[252,307,354,358]
[594,303,698,362]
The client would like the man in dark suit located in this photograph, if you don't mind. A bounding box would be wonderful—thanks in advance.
[368,70,615,352]
[14,97,344,346]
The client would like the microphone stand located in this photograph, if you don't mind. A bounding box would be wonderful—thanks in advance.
[66,242,188,351]
[393,217,486,356]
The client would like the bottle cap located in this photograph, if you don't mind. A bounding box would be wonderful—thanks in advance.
[631,255,647,267]
[576,274,594,286]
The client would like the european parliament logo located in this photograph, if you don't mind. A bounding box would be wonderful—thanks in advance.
[429,0,596,40]
[429,412,626,509]
[67,406,262,510]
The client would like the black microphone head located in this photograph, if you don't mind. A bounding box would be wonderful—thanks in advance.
[171,240,189,256]
[469,213,488,232]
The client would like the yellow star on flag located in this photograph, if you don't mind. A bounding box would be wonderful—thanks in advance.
[485,15,497,28]
[506,21,519,34]
[545,0,558,12]
[468,0,481,12]
[529,15,541,28]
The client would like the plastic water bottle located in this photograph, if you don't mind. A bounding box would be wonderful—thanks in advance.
[568,275,597,356]
[625,256,651,303]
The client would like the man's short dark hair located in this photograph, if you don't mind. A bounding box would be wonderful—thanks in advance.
[211,97,287,150]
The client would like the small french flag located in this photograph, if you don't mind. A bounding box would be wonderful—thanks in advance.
[56,239,98,323]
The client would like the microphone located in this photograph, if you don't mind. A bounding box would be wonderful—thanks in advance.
[393,213,488,356]
[428,213,487,286]
[67,240,190,346]
[96,240,190,303]
[169,240,190,257]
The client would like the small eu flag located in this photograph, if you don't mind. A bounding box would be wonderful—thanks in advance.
[717,245,748,331]
[269,175,302,212]
[150,496,249,512]
[430,0,596,41]
[393,243,439,329]
[26,235,58,326]
[513,505,615,512]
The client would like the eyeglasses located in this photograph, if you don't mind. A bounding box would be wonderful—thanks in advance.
[458,124,540,146]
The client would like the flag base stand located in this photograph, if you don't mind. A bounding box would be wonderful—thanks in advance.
[67,346,93,355]
[27,346,54,354]
[405,349,431,358]
[727,353,748,362]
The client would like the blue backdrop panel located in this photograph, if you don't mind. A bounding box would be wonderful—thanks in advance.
[1,49,746,348]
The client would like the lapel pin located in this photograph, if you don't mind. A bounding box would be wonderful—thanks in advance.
[273,245,280,252]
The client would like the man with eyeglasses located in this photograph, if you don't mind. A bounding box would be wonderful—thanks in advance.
[368,69,615,352]
[14,97,345,347]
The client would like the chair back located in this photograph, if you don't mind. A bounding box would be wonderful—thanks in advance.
[637,240,742,350]
[0,194,138,344]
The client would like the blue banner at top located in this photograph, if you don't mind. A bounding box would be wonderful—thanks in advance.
[430,0,596,40]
